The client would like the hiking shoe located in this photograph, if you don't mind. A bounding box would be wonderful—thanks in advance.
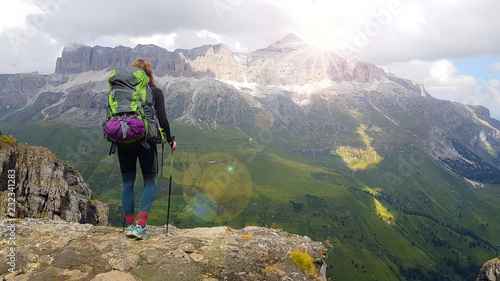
[133,225,149,240]
[126,225,137,238]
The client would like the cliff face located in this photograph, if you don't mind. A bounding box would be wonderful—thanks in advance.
[476,258,500,281]
[55,43,242,81]
[0,219,327,281]
[249,33,386,84]
[470,105,500,130]
[0,135,107,225]
[54,34,387,85]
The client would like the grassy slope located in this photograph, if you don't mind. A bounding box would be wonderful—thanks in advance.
[2,123,500,281]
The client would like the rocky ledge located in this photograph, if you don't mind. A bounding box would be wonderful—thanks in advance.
[477,258,500,281]
[0,219,327,281]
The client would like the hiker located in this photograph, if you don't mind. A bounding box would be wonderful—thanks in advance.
[118,59,177,240]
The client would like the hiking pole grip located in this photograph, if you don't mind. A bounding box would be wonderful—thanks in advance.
[170,136,176,148]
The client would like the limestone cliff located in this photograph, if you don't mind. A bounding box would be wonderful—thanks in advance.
[477,258,500,281]
[54,33,387,85]
[0,135,107,225]
[55,43,242,81]
[0,219,327,281]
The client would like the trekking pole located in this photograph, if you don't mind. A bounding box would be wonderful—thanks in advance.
[160,142,164,179]
[122,216,126,232]
[166,136,175,236]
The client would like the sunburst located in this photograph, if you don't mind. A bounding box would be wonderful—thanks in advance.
[284,0,360,82]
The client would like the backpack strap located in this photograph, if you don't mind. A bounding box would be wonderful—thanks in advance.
[140,84,154,149]
[119,117,131,139]
[108,142,117,155]
[138,90,143,112]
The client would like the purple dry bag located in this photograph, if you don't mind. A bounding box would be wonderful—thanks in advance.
[104,116,146,143]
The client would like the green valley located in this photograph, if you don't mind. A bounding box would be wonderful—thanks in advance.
[3,122,499,281]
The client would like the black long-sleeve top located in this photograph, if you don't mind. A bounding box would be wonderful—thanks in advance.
[150,84,173,143]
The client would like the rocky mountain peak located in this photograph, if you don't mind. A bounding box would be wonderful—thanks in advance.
[55,44,93,74]
[63,42,92,52]
[255,33,308,54]
[279,33,305,44]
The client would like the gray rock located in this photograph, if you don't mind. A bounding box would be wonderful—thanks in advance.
[477,258,500,281]
[91,271,138,281]
[179,243,195,253]
[0,136,108,225]
[0,220,327,281]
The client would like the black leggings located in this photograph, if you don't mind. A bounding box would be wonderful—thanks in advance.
[117,143,158,175]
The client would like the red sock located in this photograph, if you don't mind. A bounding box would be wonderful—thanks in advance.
[138,212,150,228]
[125,213,136,226]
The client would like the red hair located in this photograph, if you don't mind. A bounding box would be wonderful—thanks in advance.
[132,59,155,84]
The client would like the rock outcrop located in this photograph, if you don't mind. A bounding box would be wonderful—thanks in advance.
[0,219,327,281]
[469,105,500,130]
[0,135,108,225]
[477,258,500,281]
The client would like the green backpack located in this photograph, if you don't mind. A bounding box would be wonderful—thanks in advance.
[103,66,165,149]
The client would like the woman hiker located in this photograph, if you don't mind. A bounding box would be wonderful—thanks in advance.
[118,59,177,239]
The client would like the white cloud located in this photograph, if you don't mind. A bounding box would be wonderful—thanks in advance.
[426,60,477,89]
[385,59,500,119]
[491,63,500,71]
[488,80,500,118]
[129,33,177,50]
[0,30,61,74]
[424,60,478,106]
[384,60,434,80]
[488,79,500,103]
[384,59,478,92]
[0,1,41,33]
[233,42,247,52]
[196,30,222,42]
[359,0,500,64]
[477,79,500,119]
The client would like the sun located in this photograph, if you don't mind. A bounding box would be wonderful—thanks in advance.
[298,26,339,52]
[288,0,352,52]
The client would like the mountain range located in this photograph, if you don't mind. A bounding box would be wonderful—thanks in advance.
[1,33,499,280]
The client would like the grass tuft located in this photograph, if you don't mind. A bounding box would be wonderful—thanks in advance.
[289,250,317,277]
[1,135,18,145]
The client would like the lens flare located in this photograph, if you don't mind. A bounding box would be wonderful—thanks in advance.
[187,193,218,222]
[255,110,275,130]
[183,153,252,223]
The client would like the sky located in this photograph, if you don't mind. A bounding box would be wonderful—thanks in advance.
[1,0,500,119]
